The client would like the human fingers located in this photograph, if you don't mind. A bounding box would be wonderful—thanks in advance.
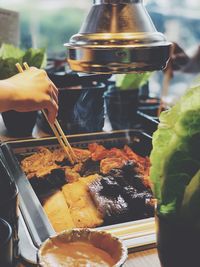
[51,88,58,105]
[51,81,58,97]
[44,98,58,124]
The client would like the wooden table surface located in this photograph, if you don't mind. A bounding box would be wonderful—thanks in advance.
[0,115,161,267]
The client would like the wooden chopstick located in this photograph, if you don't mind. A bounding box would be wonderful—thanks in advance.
[15,62,77,164]
[41,110,75,164]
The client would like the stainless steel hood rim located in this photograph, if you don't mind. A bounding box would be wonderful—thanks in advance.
[65,64,167,74]
[66,32,170,47]
[66,43,172,49]
[67,43,171,73]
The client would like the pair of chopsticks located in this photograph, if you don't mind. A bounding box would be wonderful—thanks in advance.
[16,62,77,164]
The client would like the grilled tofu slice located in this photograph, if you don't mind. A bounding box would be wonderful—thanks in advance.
[62,176,103,228]
[43,190,75,232]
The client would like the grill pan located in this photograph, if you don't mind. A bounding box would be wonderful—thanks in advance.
[0,130,156,264]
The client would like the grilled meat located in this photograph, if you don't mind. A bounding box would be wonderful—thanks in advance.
[79,158,100,176]
[106,161,150,192]
[30,168,66,197]
[106,147,129,161]
[73,148,91,162]
[21,147,59,179]
[89,177,130,224]
[88,143,108,161]
[89,143,129,162]
[64,166,81,183]
[100,157,127,174]
[122,185,154,219]
[124,145,151,188]
[21,147,91,178]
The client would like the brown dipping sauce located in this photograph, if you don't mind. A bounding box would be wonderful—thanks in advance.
[40,240,115,267]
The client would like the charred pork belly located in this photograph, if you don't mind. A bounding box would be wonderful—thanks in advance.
[89,176,130,224]
[105,161,150,192]
[30,168,66,197]
[100,163,154,220]
[79,158,100,176]
[122,161,150,191]
[105,169,128,189]
[122,186,154,219]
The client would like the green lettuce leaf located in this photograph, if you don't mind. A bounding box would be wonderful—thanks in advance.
[0,43,46,79]
[0,43,24,59]
[116,72,152,90]
[150,85,200,221]
[0,43,24,79]
[23,48,46,69]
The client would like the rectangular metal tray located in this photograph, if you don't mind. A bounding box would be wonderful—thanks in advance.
[1,130,156,265]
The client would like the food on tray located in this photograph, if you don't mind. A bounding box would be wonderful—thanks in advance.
[73,148,91,162]
[21,147,60,179]
[89,176,129,224]
[20,142,153,231]
[43,190,75,232]
[21,147,91,179]
[122,186,154,218]
[30,168,66,196]
[62,175,103,228]
[150,85,200,222]
[100,157,127,174]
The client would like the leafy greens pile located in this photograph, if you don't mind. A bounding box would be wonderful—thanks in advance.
[0,43,46,79]
[150,85,200,224]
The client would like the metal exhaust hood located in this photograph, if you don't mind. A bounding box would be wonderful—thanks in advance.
[65,0,172,73]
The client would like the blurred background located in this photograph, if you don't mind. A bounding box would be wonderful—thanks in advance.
[1,0,200,101]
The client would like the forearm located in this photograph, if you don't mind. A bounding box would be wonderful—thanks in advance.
[0,80,16,112]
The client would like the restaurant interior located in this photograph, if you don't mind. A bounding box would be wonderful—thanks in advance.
[0,1,200,266]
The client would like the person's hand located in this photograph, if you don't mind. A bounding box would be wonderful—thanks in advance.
[5,67,58,123]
